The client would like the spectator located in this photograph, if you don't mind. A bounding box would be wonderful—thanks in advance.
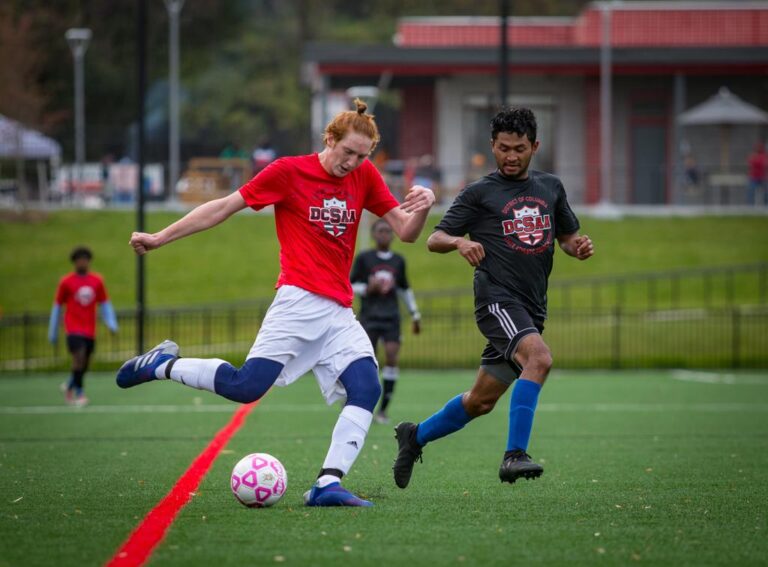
[748,143,767,205]
[252,140,277,173]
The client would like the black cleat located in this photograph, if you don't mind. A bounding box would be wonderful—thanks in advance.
[499,450,544,484]
[393,422,423,489]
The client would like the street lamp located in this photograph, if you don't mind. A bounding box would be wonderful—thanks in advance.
[66,28,92,196]
[165,0,185,199]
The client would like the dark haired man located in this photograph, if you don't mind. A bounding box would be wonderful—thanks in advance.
[393,107,594,488]
[351,219,421,424]
[49,247,118,406]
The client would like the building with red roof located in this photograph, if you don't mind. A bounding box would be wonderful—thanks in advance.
[304,1,768,205]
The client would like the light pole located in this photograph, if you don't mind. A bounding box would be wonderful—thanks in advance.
[499,0,510,107]
[165,0,185,200]
[66,28,92,196]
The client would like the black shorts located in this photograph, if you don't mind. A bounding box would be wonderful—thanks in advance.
[475,302,544,385]
[361,320,401,346]
[67,334,95,356]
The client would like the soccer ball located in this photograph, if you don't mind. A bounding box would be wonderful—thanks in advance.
[230,453,287,508]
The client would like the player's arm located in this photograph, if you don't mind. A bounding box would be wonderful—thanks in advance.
[129,191,248,255]
[557,231,594,260]
[48,280,66,344]
[350,255,370,297]
[383,185,435,243]
[427,230,485,267]
[95,278,118,333]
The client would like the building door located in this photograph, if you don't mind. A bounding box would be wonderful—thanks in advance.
[630,98,669,204]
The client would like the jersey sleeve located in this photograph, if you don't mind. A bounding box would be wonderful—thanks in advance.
[554,181,580,236]
[434,185,480,237]
[95,276,108,303]
[54,277,68,305]
[238,158,289,210]
[397,256,410,289]
[363,161,399,217]
[350,253,367,284]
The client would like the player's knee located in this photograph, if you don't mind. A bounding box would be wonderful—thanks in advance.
[339,357,381,412]
[523,347,553,379]
[463,392,497,417]
[214,358,283,404]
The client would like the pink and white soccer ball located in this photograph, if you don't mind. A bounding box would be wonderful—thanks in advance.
[230,453,287,508]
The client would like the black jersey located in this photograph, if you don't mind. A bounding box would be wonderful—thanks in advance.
[435,169,580,319]
[350,250,410,323]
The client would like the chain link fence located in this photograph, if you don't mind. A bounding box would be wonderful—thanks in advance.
[2,264,767,373]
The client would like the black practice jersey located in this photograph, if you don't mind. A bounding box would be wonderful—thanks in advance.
[435,169,580,319]
[350,250,410,323]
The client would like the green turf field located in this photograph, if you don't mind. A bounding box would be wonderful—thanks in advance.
[2,210,768,313]
[1,370,766,566]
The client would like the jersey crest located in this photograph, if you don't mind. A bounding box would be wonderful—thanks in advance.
[502,205,551,246]
[74,285,96,307]
[309,196,357,237]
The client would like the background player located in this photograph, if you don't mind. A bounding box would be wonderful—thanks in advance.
[351,219,421,424]
[116,100,435,507]
[393,107,594,489]
[48,247,118,406]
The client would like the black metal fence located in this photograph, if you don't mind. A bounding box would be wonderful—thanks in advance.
[2,294,767,373]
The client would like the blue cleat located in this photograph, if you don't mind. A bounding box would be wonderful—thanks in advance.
[303,482,373,507]
[116,340,179,389]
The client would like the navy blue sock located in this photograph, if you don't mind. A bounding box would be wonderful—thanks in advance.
[416,394,473,446]
[213,358,283,404]
[506,378,542,452]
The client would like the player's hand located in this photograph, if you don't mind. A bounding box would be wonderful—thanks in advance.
[412,319,421,335]
[367,275,380,295]
[573,235,594,260]
[456,238,485,267]
[130,232,162,255]
[400,185,435,214]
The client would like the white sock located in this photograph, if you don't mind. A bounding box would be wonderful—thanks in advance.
[382,366,399,381]
[316,474,340,488]
[321,405,372,476]
[155,360,171,379]
[160,358,226,393]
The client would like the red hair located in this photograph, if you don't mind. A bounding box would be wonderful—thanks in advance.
[323,98,380,152]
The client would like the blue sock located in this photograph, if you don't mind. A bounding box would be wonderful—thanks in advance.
[416,394,473,446]
[506,378,542,452]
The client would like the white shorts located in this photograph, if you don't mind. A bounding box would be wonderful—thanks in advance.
[247,285,377,405]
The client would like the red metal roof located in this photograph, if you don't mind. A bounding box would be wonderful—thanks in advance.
[396,3,768,48]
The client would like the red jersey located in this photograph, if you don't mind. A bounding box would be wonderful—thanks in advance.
[239,154,399,306]
[55,272,108,338]
[749,151,766,181]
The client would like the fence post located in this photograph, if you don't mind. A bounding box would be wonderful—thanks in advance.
[612,306,621,370]
[732,307,740,369]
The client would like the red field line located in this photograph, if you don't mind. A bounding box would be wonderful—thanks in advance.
[105,401,258,567]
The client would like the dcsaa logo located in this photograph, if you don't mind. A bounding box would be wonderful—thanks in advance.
[502,205,551,246]
[74,285,96,307]
[309,197,357,237]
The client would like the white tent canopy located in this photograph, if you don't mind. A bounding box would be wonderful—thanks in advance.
[0,114,62,159]
[678,87,768,126]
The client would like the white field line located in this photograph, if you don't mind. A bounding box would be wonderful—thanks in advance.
[671,369,768,385]
[1,401,767,416]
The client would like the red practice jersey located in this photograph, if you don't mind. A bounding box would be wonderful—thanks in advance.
[54,272,109,338]
[239,154,399,306]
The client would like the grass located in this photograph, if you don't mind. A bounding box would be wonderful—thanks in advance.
[1,210,768,314]
[1,369,767,566]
